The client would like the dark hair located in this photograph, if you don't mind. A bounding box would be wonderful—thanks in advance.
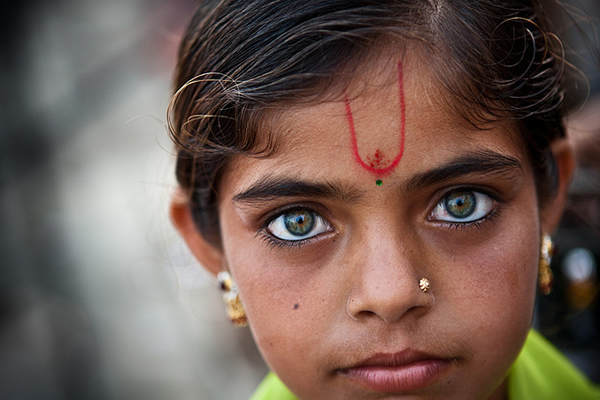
[168,0,567,247]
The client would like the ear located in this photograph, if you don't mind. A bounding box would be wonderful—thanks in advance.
[540,138,576,234]
[170,189,223,277]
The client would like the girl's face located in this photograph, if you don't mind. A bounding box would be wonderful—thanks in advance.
[212,53,543,399]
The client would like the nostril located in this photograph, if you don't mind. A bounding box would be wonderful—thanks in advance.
[347,297,384,321]
[361,310,378,318]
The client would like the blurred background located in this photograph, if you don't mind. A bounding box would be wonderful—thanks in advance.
[0,1,267,399]
[0,1,598,399]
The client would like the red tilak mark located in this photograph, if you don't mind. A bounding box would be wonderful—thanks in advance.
[346,61,406,176]
[366,149,391,168]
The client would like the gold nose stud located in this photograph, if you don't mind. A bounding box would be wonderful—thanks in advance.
[419,278,431,293]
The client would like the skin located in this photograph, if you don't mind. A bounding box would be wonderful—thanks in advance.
[172,51,575,399]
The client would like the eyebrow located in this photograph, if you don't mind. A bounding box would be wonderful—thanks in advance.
[232,150,523,205]
[232,176,365,205]
[403,150,523,193]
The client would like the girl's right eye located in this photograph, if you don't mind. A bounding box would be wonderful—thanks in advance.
[266,208,331,241]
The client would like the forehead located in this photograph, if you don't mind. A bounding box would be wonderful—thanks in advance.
[222,50,525,190]
[281,52,519,149]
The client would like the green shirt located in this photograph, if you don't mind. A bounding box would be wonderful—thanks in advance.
[250,330,600,399]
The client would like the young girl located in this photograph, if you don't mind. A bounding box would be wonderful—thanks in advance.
[167,0,600,398]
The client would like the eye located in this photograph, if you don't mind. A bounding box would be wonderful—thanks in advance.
[430,190,494,223]
[267,208,331,241]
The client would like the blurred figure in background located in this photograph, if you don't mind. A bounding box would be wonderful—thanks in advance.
[535,0,600,384]
[537,95,600,383]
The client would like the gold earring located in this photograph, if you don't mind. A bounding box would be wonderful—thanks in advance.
[217,271,248,327]
[419,278,431,293]
[539,234,554,295]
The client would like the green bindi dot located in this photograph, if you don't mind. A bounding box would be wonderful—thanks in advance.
[376,179,383,186]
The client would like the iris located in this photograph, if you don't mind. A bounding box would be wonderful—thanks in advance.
[283,210,315,236]
[445,191,477,219]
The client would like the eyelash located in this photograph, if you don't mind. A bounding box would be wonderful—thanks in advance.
[438,209,501,231]
[257,232,316,250]
[257,187,504,249]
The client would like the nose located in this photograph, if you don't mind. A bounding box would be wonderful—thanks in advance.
[346,229,434,323]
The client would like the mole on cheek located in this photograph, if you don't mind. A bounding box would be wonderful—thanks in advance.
[293,304,299,310]
[345,61,406,176]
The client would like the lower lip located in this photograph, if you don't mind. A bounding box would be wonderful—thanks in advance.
[339,359,452,393]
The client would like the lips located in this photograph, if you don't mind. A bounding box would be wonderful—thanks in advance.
[337,349,455,393]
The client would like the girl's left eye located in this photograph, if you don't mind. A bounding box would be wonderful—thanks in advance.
[267,209,331,241]
[430,190,495,223]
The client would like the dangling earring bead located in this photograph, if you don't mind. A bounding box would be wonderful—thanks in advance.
[217,271,247,327]
[419,278,431,293]
[539,234,554,295]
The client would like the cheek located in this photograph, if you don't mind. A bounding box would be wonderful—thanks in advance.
[217,211,317,360]
[434,218,540,366]
[224,241,332,367]
[234,266,340,394]
[452,234,538,323]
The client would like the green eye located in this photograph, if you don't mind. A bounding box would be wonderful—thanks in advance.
[267,208,330,241]
[430,190,494,223]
